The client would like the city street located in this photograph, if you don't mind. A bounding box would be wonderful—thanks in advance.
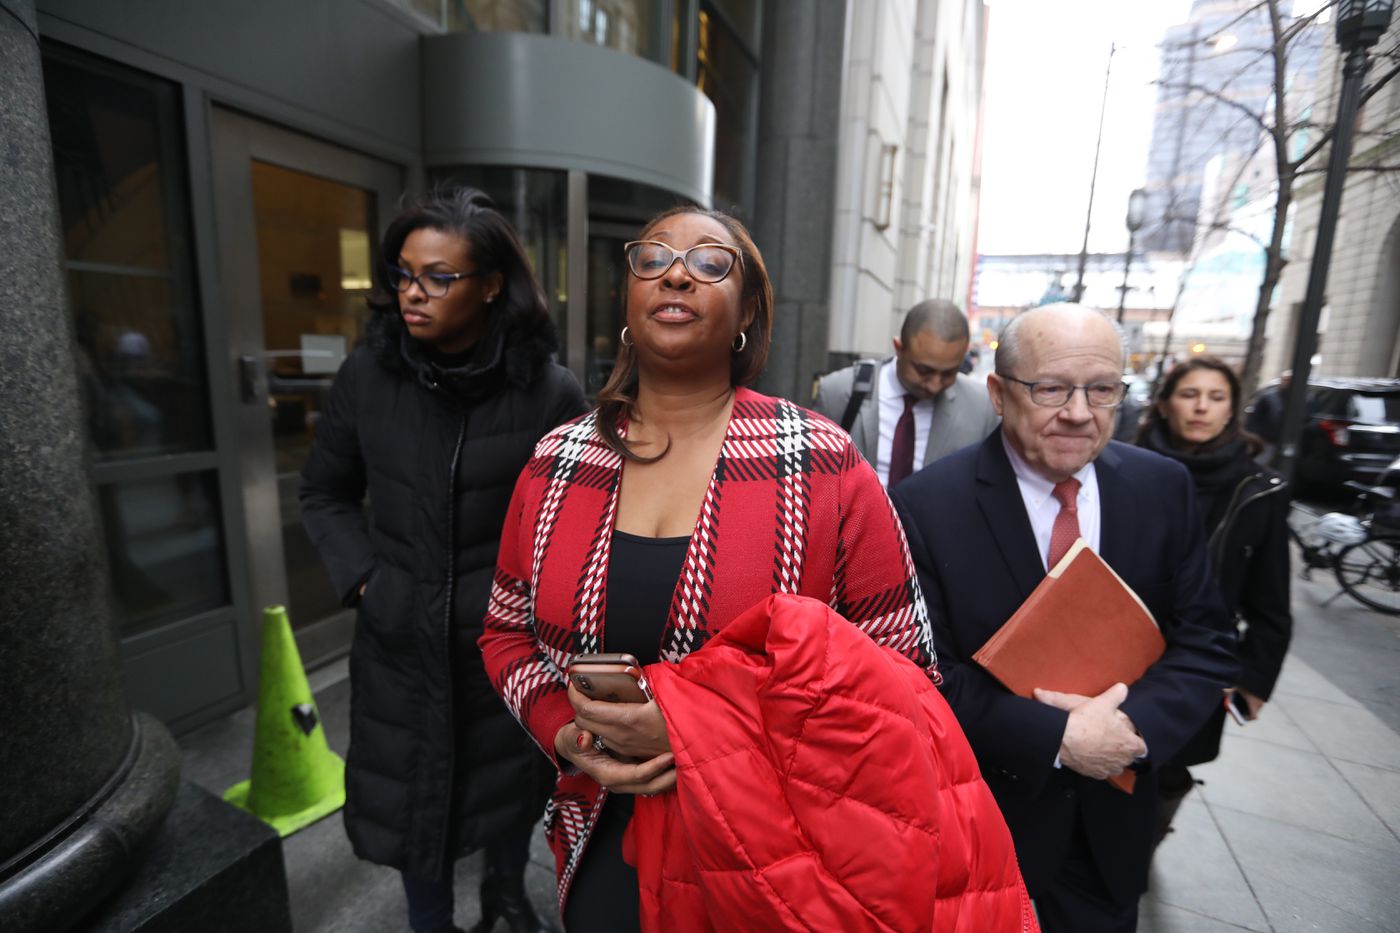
[11,2,1400,930]
[179,540,1400,933]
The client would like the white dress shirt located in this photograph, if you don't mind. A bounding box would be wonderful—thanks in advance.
[1001,432,1101,570]
[875,360,933,487]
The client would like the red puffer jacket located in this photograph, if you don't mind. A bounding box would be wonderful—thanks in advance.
[627,595,1036,932]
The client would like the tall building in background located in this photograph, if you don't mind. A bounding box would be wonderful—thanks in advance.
[1142,0,1324,254]
[825,0,988,363]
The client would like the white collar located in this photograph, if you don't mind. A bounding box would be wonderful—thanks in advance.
[1000,431,1097,508]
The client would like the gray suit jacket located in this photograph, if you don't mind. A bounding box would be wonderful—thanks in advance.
[812,359,1001,470]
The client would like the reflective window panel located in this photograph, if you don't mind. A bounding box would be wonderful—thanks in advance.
[558,0,657,59]
[68,270,212,457]
[98,471,230,636]
[697,1,759,215]
[447,0,548,32]
[43,47,212,461]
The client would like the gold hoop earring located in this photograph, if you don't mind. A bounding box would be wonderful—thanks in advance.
[732,331,748,353]
[620,326,633,347]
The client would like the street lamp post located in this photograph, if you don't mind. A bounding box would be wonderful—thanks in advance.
[1117,188,1149,324]
[1072,43,1116,304]
[1276,0,1394,481]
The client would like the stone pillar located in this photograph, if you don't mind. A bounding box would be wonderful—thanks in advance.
[0,1,180,928]
[751,0,848,403]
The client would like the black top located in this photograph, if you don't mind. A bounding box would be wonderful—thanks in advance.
[567,531,689,933]
[603,531,689,666]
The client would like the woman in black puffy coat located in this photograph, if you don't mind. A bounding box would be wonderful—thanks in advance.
[301,188,584,933]
[1136,356,1291,843]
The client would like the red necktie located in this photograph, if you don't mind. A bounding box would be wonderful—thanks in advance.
[888,394,917,489]
[1047,478,1082,569]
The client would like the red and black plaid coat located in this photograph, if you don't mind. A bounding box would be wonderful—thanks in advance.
[479,387,938,911]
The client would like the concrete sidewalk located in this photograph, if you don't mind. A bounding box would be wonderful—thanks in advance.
[179,558,1400,932]
[179,661,560,933]
[1140,565,1400,932]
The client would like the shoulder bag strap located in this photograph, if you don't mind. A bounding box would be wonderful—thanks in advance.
[840,360,878,432]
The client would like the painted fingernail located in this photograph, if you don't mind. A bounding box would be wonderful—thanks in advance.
[576,733,587,749]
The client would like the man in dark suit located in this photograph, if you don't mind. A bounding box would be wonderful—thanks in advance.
[893,303,1236,933]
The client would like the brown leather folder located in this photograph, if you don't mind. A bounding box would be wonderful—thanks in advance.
[972,539,1166,792]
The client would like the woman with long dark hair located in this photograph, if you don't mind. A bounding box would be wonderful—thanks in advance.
[301,188,585,933]
[1137,356,1292,842]
[479,206,1033,931]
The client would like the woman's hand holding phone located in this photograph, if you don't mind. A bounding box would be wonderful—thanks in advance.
[552,653,676,795]
[568,679,672,760]
[553,719,676,796]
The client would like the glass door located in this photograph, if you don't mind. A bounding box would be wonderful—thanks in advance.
[210,109,401,664]
[585,222,636,396]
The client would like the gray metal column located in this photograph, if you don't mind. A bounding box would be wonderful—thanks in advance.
[751,0,847,403]
[565,170,590,379]
[0,1,180,928]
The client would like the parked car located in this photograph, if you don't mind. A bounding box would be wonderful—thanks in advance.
[1249,378,1400,495]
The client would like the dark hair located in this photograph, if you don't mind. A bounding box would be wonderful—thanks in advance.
[1137,355,1262,455]
[367,186,549,336]
[901,299,969,345]
[595,205,774,462]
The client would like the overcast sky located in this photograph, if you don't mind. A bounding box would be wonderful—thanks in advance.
[977,0,1195,256]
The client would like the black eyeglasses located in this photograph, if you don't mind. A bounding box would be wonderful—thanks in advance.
[387,266,487,298]
[623,240,742,284]
[1001,375,1128,408]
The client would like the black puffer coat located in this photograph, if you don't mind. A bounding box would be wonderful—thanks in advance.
[1140,423,1292,765]
[301,306,585,879]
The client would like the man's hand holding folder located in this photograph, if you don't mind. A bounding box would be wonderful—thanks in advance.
[972,538,1165,793]
[1034,683,1147,784]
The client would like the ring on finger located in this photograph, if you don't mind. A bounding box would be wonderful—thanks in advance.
[592,734,607,753]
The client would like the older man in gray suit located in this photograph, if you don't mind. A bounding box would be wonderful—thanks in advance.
[813,299,1000,488]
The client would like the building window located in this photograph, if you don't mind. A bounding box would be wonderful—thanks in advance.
[43,44,229,635]
[697,1,760,215]
[447,0,549,32]
[558,0,658,59]
[396,0,549,32]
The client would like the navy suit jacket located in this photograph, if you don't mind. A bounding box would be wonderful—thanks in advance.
[893,430,1237,904]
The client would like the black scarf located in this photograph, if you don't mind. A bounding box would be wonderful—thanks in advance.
[1139,421,1254,536]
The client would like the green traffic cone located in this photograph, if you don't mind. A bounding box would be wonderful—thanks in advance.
[224,605,345,836]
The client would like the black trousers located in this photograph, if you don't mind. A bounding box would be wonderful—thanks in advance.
[563,795,641,933]
[1034,820,1139,933]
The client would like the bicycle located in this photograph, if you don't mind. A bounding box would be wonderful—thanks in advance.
[1288,479,1400,615]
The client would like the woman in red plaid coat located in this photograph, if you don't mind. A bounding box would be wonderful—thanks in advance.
[480,207,1027,931]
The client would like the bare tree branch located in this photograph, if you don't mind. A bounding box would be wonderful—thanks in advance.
[1161,0,1270,46]
[1297,164,1400,176]
[1157,79,1272,132]
[1278,1,1335,49]
[1293,60,1400,168]
[1158,210,1271,250]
